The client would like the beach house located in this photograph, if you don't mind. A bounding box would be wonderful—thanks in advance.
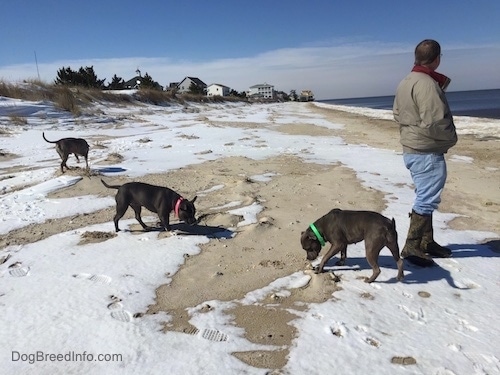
[247,83,275,99]
[207,83,230,97]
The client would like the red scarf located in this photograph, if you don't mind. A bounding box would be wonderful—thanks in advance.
[412,65,451,91]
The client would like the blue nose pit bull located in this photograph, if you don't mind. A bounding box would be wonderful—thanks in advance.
[43,132,89,173]
[300,208,404,283]
[101,179,197,232]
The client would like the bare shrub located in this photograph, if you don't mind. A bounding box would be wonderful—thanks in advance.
[0,80,52,101]
[0,80,249,118]
[9,115,28,125]
[53,86,80,115]
[105,152,124,162]
[133,89,173,105]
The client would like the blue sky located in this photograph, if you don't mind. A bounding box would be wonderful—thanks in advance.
[1,0,499,99]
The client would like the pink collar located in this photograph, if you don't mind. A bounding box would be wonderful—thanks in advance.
[174,197,184,217]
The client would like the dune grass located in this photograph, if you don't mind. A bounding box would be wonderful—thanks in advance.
[0,80,248,117]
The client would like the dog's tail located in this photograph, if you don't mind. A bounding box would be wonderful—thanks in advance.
[101,179,121,190]
[42,132,57,144]
[388,218,398,242]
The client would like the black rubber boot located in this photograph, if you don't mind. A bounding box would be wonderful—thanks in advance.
[421,213,452,258]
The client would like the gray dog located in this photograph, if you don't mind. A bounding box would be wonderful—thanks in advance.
[101,179,197,232]
[300,208,404,283]
[43,132,89,173]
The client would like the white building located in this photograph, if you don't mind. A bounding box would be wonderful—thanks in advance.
[207,83,230,97]
[247,83,274,99]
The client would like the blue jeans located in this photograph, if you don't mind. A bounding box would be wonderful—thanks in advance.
[403,153,447,215]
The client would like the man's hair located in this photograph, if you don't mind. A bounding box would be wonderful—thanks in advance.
[414,39,441,65]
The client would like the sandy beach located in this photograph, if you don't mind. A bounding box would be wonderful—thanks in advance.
[1,102,499,371]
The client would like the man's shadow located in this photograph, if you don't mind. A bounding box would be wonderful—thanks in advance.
[401,240,498,288]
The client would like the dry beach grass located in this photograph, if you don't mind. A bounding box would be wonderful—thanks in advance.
[1,102,499,370]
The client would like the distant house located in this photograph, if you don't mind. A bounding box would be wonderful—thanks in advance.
[124,69,143,89]
[177,77,207,94]
[122,69,163,90]
[165,82,179,92]
[247,83,274,99]
[207,83,230,97]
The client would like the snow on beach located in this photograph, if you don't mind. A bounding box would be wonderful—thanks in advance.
[0,96,499,374]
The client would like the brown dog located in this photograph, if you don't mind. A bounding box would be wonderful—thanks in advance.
[300,208,404,283]
[43,132,89,173]
[101,179,198,232]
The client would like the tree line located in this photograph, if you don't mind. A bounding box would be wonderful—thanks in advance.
[55,66,162,90]
[54,65,248,97]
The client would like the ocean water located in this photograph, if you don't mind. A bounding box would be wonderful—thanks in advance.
[320,89,500,119]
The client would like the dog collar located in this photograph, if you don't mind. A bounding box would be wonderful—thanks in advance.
[174,197,184,217]
[309,223,326,247]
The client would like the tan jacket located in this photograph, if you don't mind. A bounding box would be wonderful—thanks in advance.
[393,71,457,154]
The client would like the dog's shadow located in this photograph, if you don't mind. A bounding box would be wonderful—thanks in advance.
[126,222,234,240]
[168,222,234,239]
[322,241,498,288]
[322,255,404,284]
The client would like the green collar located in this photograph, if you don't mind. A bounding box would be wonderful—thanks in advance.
[309,223,326,247]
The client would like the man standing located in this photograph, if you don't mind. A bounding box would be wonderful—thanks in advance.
[393,39,458,267]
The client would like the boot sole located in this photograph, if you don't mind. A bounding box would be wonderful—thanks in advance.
[426,253,452,258]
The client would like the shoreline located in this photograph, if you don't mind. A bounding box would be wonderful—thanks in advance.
[318,87,500,120]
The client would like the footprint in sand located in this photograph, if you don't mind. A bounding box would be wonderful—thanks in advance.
[8,262,30,277]
[354,325,381,347]
[9,266,30,277]
[183,326,228,341]
[447,343,462,352]
[202,329,228,342]
[398,305,425,322]
[330,321,348,337]
[365,336,381,348]
[457,319,478,332]
[110,310,133,323]
[441,258,462,271]
[393,287,414,299]
[355,325,368,333]
[431,367,456,374]
[73,273,112,284]
[463,352,500,374]
[107,296,133,323]
[445,308,458,316]
[107,300,124,310]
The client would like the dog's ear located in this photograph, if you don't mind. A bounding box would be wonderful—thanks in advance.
[304,229,317,241]
[301,230,316,243]
[190,196,197,204]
